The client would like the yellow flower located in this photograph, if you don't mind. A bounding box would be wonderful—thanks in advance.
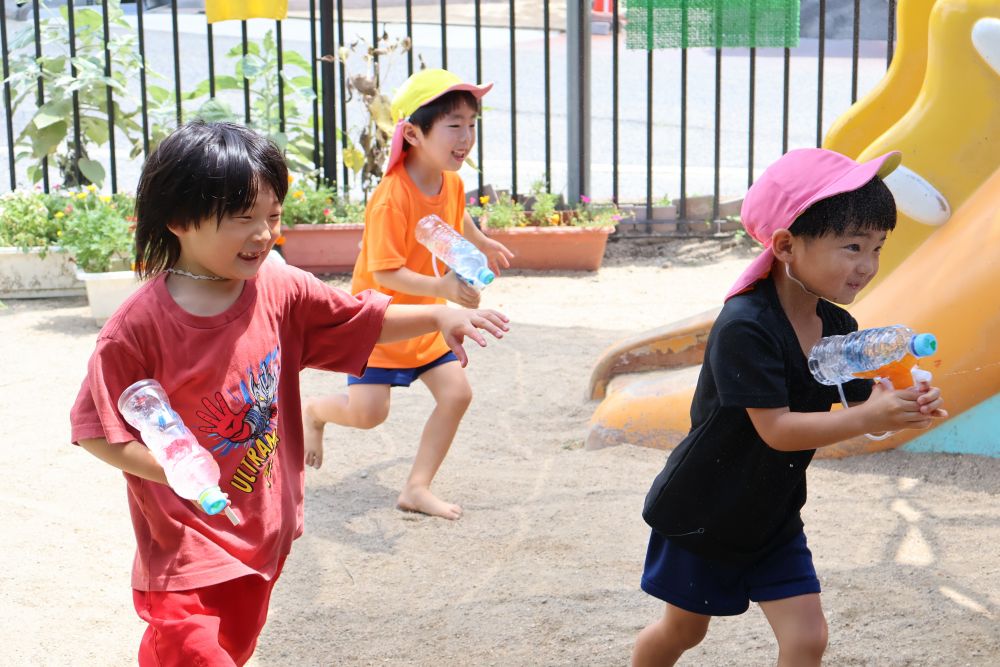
[479,196,490,205]
[86,184,97,192]
[99,195,112,203]
[548,213,560,225]
[292,190,304,199]
[287,174,295,185]
[76,192,87,200]
[54,211,64,218]
[56,230,62,237]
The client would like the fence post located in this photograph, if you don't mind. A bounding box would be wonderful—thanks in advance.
[567,1,591,204]
[320,0,337,186]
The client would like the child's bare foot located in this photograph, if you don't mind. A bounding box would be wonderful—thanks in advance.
[397,485,462,520]
[302,400,325,469]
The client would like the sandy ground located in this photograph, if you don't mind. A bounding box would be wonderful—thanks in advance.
[2,237,999,666]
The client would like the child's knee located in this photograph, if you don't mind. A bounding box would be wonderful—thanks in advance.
[353,402,389,429]
[439,383,473,411]
[779,619,828,660]
[661,612,709,650]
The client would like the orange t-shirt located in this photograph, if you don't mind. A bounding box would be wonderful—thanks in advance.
[352,166,466,368]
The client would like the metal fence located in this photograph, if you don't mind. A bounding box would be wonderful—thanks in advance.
[0,0,900,224]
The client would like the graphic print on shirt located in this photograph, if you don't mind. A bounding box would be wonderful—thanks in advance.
[194,346,281,494]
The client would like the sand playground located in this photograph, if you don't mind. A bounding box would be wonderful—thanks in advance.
[2,237,998,666]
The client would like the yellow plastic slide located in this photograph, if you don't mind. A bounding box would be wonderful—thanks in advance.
[822,0,936,160]
[587,167,1000,457]
[858,0,1000,292]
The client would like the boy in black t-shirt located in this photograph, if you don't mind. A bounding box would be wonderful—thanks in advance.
[632,148,948,667]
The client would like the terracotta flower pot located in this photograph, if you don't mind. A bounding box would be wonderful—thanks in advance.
[482,225,615,271]
[279,223,364,274]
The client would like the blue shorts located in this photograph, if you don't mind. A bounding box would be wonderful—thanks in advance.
[347,351,459,387]
[640,529,820,616]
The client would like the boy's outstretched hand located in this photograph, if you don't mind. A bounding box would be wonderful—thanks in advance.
[478,236,515,276]
[437,307,510,366]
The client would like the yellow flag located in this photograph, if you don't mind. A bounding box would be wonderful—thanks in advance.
[205,0,288,23]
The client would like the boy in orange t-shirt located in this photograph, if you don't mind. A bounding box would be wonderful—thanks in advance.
[303,69,513,519]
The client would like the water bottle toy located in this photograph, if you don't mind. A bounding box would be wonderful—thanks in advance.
[118,379,239,525]
[809,325,938,390]
[415,214,495,291]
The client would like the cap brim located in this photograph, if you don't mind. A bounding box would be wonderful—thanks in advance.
[385,81,494,175]
[723,150,901,301]
[794,150,902,221]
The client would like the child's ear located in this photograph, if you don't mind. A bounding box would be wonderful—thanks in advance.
[401,121,421,148]
[770,229,795,261]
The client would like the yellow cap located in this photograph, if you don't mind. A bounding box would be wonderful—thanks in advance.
[386,69,493,173]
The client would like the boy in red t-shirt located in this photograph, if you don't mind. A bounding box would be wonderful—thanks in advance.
[303,69,513,520]
[70,120,508,666]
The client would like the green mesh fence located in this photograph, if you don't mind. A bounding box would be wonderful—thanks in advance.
[624,0,801,50]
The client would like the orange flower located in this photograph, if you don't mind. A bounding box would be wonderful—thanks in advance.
[274,235,286,246]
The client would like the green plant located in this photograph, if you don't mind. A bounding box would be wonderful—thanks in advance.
[182,29,319,175]
[0,189,63,253]
[469,192,525,229]
[3,0,172,187]
[575,195,629,228]
[525,180,560,226]
[657,193,673,207]
[282,178,364,226]
[59,187,135,273]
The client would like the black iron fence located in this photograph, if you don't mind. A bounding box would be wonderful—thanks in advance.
[0,0,899,224]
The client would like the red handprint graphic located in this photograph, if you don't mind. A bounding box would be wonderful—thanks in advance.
[197,392,252,443]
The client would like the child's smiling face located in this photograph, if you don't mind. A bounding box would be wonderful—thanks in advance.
[787,229,886,304]
[405,100,478,172]
[170,183,282,281]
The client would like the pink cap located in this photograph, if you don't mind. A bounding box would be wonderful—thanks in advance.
[725,148,902,301]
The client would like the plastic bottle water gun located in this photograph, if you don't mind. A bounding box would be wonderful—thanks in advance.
[118,379,239,525]
[414,214,495,291]
[808,325,938,391]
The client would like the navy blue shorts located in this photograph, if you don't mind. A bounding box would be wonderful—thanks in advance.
[347,351,459,387]
[640,529,821,616]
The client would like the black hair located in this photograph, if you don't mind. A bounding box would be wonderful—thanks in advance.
[403,90,480,151]
[133,120,289,279]
[789,176,896,239]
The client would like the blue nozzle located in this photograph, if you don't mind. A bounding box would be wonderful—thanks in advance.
[910,333,937,358]
[198,486,228,515]
[478,268,495,286]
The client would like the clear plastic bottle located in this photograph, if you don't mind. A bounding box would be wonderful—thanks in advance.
[118,379,239,525]
[808,325,938,389]
[415,214,495,291]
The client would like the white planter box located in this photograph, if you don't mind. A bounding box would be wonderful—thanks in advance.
[0,246,84,298]
[76,269,142,325]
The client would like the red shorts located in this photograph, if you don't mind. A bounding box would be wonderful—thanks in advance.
[132,558,286,667]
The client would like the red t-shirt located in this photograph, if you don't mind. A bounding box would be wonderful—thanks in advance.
[70,260,390,591]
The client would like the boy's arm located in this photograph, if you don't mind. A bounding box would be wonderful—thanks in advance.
[748,382,946,452]
[373,267,481,309]
[78,437,168,485]
[377,303,509,366]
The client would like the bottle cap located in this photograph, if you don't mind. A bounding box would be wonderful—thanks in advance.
[477,268,495,286]
[910,333,937,358]
[198,486,228,515]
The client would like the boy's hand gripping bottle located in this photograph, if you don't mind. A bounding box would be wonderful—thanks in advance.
[808,325,938,390]
[118,379,239,525]
[415,214,495,291]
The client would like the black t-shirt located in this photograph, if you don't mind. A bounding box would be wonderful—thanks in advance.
[642,276,872,564]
